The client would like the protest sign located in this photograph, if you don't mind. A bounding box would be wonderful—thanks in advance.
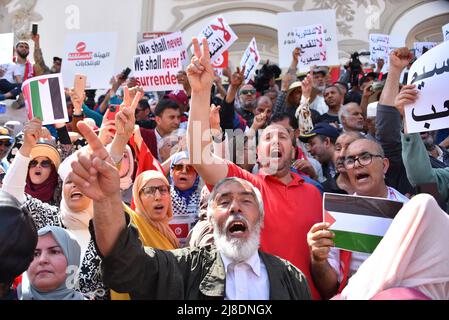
[239,38,260,82]
[323,193,403,254]
[369,34,390,64]
[405,41,449,133]
[137,31,170,43]
[414,42,437,58]
[62,32,117,89]
[277,10,338,68]
[211,50,228,69]
[133,50,183,92]
[137,31,188,66]
[443,23,449,42]
[22,74,68,125]
[195,15,238,64]
[0,33,14,64]
[294,24,327,72]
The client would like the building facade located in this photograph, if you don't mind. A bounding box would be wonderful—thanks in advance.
[1,0,448,73]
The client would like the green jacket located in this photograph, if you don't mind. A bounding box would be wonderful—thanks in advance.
[402,132,449,213]
[94,223,311,300]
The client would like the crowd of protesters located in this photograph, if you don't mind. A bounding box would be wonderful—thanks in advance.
[1,25,449,301]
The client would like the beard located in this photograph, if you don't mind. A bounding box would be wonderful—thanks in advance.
[17,51,29,60]
[213,213,261,263]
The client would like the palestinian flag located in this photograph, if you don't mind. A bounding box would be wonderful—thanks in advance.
[323,193,404,254]
[22,74,68,125]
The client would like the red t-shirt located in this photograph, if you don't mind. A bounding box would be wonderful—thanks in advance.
[226,163,323,299]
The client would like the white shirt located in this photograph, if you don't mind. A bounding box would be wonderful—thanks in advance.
[328,186,409,281]
[220,251,269,300]
[0,63,21,83]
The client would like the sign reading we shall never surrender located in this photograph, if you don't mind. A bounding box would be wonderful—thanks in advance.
[133,50,183,92]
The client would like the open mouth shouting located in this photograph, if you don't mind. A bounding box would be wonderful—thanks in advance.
[226,217,249,239]
[354,171,371,185]
[70,191,84,200]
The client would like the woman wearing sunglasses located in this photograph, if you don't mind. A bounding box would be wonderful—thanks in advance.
[168,151,202,247]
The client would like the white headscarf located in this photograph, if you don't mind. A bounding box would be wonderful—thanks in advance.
[341,194,449,300]
[57,149,93,230]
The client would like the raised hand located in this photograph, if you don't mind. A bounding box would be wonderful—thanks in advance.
[21,118,44,156]
[115,86,142,139]
[69,121,120,202]
[394,84,418,117]
[209,104,221,131]
[301,72,313,100]
[67,88,86,115]
[292,47,302,63]
[186,38,214,93]
[389,47,413,72]
[229,66,245,88]
[98,119,116,146]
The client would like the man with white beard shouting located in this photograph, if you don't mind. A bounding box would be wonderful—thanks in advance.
[68,119,311,300]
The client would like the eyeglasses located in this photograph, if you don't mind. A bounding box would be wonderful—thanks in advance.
[29,159,53,168]
[343,152,383,169]
[140,185,169,197]
[240,89,256,95]
[0,140,12,147]
[172,164,196,174]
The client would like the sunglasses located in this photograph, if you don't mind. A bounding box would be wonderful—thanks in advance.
[172,164,196,174]
[0,140,12,147]
[240,89,256,95]
[29,159,53,168]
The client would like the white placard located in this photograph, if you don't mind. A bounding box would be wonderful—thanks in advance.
[195,15,238,64]
[133,50,183,92]
[405,41,449,133]
[239,38,260,83]
[369,34,390,64]
[277,10,338,68]
[443,23,449,42]
[137,31,188,66]
[0,33,14,64]
[294,24,327,72]
[62,32,117,90]
[414,42,437,58]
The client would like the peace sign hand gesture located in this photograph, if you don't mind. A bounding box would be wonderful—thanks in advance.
[186,38,215,93]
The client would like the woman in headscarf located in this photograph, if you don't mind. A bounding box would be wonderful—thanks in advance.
[2,119,106,300]
[25,142,61,205]
[111,170,178,300]
[18,226,85,300]
[118,145,135,206]
[168,151,202,247]
[17,119,74,206]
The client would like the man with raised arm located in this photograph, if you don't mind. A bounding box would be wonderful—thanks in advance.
[186,38,323,299]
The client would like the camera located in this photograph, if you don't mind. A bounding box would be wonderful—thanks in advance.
[253,63,281,94]
[348,51,370,87]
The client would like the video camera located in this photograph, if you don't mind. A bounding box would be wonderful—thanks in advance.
[253,62,281,94]
[348,51,370,87]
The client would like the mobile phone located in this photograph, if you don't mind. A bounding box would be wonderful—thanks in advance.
[74,74,86,99]
[105,104,120,122]
[32,24,38,36]
[120,67,131,81]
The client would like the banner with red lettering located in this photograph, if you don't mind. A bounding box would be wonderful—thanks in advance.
[133,50,183,92]
[239,38,260,83]
[137,31,188,66]
[62,32,117,89]
[195,15,238,64]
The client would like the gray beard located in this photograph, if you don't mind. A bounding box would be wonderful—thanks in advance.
[213,215,261,263]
